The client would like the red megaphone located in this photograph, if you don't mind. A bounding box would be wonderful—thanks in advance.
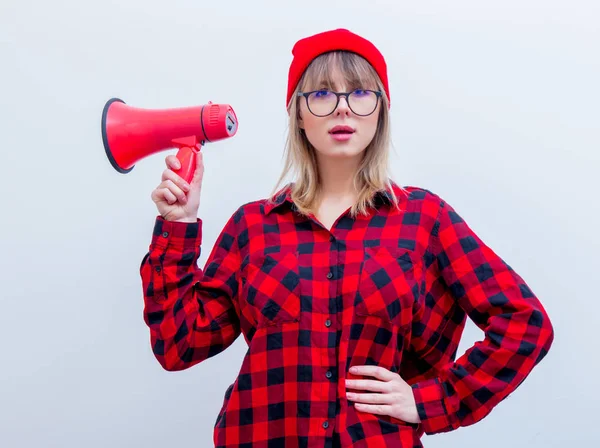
[101,98,238,184]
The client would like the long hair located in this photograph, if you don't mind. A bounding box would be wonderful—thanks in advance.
[269,50,406,217]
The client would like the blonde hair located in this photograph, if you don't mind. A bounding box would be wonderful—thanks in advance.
[269,50,406,218]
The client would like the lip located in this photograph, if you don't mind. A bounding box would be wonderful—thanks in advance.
[328,125,356,134]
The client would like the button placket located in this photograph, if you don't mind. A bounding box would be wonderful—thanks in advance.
[323,231,337,434]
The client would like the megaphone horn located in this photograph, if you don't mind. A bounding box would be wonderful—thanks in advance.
[101,98,238,184]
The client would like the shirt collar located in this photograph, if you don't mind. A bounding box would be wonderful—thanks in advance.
[264,183,295,215]
[264,181,400,216]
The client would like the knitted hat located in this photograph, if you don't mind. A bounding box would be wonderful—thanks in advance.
[286,28,390,109]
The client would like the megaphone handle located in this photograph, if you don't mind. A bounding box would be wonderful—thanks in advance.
[174,146,199,185]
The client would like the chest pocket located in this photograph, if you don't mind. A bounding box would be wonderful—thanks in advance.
[355,246,421,328]
[241,250,301,327]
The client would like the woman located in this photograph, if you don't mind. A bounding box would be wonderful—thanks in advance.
[140,28,554,448]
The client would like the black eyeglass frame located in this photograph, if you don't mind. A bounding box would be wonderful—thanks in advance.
[296,89,383,117]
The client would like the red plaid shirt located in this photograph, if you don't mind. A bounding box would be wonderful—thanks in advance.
[139,183,553,447]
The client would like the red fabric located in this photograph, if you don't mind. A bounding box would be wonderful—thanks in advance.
[139,183,554,447]
[286,28,391,108]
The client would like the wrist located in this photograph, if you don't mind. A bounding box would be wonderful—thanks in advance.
[164,216,197,223]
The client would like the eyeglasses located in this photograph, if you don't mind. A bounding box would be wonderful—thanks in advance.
[297,89,382,117]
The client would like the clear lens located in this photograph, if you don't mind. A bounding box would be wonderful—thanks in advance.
[306,90,378,116]
[307,91,338,116]
[348,90,378,115]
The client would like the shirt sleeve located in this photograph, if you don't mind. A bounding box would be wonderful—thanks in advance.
[139,209,243,371]
[410,196,554,434]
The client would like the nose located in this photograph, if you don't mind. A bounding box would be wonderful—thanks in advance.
[334,95,351,116]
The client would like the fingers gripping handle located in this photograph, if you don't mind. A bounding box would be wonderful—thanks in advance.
[172,136,202,185]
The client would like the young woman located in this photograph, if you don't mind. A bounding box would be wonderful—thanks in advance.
[140,28,554,448]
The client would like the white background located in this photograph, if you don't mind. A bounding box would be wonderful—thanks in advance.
[1,0,598,446]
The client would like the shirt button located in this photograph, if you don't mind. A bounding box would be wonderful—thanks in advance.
[155,266,161,273]
[325,370,333,379]
[325,319,331,327]
[322,421,329,429]
[329,235,335,242]
[327,271,333,279]
[162,232,169,238]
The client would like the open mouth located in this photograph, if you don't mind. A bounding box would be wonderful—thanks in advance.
[329,125,355,135]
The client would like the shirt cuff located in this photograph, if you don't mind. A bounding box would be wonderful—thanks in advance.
[411,377,455,434]
[150,215,202,252]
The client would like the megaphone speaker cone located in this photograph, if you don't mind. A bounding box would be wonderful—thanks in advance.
[101,98,134,174]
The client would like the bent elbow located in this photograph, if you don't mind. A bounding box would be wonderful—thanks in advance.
[158,359,187,372]
[155,352,194,372]
[151,338,193,372]
[533,307,555,366]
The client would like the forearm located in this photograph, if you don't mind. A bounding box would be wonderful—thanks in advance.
[140,215,242,371]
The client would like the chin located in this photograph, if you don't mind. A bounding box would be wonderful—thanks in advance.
[315,144,364,158]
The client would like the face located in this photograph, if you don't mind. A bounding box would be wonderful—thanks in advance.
[297,67,381,160]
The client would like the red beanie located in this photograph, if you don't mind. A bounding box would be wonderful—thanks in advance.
[286,28,390,109]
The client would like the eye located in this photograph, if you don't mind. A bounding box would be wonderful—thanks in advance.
[314,90,331,98]
[353,89,369,96]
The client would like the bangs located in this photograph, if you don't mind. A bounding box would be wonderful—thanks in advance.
[299,51,381,92]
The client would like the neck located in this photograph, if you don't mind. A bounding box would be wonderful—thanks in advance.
[315,154,361,202]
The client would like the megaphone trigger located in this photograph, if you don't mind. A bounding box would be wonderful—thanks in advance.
[174,143,200,185]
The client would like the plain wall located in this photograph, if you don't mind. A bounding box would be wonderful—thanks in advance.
[1,0,598,446]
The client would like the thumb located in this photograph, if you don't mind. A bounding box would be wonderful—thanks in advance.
[190,149,204,186]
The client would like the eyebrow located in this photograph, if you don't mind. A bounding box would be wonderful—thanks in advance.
[314,80,334,90]
[312,77,372,91]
